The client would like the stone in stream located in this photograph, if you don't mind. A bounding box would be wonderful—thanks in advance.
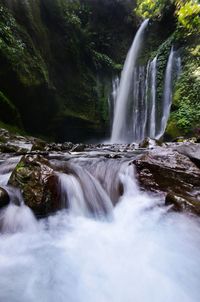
[139,137,163,149]
[8,155,61,217]
[133,146,200,214]
[173,143,200,168]
[165,193,200,215]
[0,187,10,208]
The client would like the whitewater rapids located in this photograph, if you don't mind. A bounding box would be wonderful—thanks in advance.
[0,164,200,302]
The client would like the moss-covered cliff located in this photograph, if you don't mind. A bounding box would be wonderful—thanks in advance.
[0,0,136,141]
[135,0,200,139]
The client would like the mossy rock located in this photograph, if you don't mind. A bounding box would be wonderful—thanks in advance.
[8,155,61,217]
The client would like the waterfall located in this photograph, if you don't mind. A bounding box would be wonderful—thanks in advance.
[157,47,175,139]
[110,27,183,143]
[108,77,120,130]
[149,56,157,138]
[111,19,149,143]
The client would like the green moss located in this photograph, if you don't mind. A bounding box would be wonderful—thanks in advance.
[0,121,25,136]
[168,39,200,136]
[166,114,182,138]
[0,5,49,86]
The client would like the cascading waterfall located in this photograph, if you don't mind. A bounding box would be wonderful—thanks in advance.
[108,76,120,130]
[149,56,157,138]
[157,47,175,139]
[110,28,182,143]
[111,19,149,143]
[0,154,200,302]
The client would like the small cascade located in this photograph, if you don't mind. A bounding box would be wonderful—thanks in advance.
[0,187,37,233]
[68,157,132,205]
[57,162,113,218]
[108,77,120,129]
[157,47,175,138]
[149,56,157,138]
[175,54,182,77]
[132,65,146,142]
[111,19,149,143]
[0,156,21,186]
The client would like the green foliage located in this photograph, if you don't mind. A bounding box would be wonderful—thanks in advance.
[135,0,172,19]
[0,6,49,86]
[168,42,200,135]
[176,0,200,33]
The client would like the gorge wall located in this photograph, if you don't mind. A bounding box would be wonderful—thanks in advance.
[0,0,199,142]
[0,0,136,142]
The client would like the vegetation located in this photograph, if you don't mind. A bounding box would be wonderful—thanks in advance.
[0,0,135,141]
[0,0,199,140]
[135,0,200,138]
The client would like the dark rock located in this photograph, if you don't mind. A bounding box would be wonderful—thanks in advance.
[133,147,200,213]
[61,142,74,151]
[31,139,47,151]
[0,187,10,208]
[0,143,20,153]
[0,129,10,143]
[71,144,86,152]
[166,193,200,215]
[174,143,200,168]
[9,155,61,217]
[139,137,163,148]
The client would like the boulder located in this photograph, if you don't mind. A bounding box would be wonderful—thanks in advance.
[133,147,200,214]
[71,144,86,152]
[0,187,10,208]
[8,155,61,217]
[31,139,47,151]
[174,143,200,168]
[139,137,162,149]
[166,193,200,215]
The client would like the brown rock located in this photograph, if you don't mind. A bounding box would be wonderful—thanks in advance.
[9,155,61,217]
[133,147,200,215]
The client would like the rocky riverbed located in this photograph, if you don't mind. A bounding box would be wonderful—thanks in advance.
[0,128,200,218]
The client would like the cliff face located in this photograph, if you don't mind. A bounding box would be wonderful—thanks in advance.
[1,0,199,142]
[0,0,136,141]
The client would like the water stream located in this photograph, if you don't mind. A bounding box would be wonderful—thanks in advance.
[0,153,200,302]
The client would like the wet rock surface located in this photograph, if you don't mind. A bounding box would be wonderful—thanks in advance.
[166,193,200,215]
[0,187,10,208]
[8,155,61,217]
[173,143,200,168]
[133,145,200,214]
[1,128,200,216]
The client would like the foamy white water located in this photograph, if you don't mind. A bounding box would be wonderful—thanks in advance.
[0,164,200,302]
